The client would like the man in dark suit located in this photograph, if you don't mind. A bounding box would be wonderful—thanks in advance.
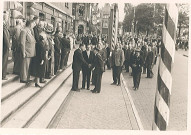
[2,11,10,80]
[82,44,94,90]
[91,47,104,93]
[145,46,154,78]
[71,44,89,91]
[124,44,131,72]
[111,44,125,86]
[60,34,70,69]
[54,30,62,75]
[91,34,98,46]
[132,48,144,90]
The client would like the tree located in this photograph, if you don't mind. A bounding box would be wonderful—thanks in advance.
[135,4,154,36]
[177,4,189,38]
[123,3,133,32]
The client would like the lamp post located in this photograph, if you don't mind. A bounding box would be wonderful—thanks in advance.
[131,2,139,46]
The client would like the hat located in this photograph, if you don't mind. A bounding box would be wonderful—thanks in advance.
[45,23,54,33]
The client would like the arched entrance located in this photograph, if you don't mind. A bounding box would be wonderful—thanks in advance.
[78,25,84,35]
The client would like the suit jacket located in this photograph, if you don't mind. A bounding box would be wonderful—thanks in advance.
[111,49,125,67]
[3,23,10,54]
[91,36,98,45]
[20,28,36,58]
[72,48,88,71]
[61,37,70,52]
[12,25,22,51]
[93,53,104,73]
[33,26,41,43]
[82,50,94,69]
[145,51,153,66]
[100,48,107,61]
[132,55,144,72]
[125,49,131,62]
[54,34,61,54]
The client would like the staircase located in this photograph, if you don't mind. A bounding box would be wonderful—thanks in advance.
[1,51,74,129]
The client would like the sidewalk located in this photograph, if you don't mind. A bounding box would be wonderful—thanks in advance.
[122,51,188,130]
[52,70,139,130]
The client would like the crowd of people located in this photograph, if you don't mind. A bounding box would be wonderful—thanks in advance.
[2,10,169,93]
[70,33,161,93]
[2,11,162,93]
[2,12,75,88]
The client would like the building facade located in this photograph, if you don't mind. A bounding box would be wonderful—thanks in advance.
[3,2,73,33]
[72,3,91,35]
[101,3,111,37]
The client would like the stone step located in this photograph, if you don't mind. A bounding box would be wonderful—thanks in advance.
[27,74,73,128]
[1,77,34,102]
[1,65,72,128]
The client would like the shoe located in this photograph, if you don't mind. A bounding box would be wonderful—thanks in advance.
[76,89,80,92]
[2,77,8,80]
[45,76,51,79]
[40,80,47,83]
[20,80,28,83]
[81,87,85,90]
[35,83,42,88]
[111,82,116,85]
[117,84,121,86]
[87,88,90,90]
[91,90,96,93]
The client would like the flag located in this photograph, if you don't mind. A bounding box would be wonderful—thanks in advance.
[152,4,178,130]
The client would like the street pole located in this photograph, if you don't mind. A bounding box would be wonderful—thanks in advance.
[152,4,178,130]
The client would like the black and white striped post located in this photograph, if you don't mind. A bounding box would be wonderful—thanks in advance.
[152,4,178,130]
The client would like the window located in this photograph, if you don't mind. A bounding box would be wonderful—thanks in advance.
[65,21,67,32]
[51,17,55,28]
[39,13,45,21]
[65,3,69,8]
[79,5,84,16]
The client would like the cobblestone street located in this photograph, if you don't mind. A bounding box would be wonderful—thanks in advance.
[51,70,139,130]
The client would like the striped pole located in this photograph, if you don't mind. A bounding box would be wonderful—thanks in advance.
[111,5,116,49]
[152,4,178,130]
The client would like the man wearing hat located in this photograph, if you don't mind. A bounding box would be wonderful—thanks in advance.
[132,48,144,90]
[91,47,104,93]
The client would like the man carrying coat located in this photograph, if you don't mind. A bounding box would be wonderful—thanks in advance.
[91,47,104,93]
[111,43,125,86]
[71,44,89,91]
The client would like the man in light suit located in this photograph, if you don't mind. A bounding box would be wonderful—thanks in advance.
[20,20,36,83]
[111,43,125,86]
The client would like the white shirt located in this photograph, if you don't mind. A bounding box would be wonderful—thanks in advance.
[86,50,90,58]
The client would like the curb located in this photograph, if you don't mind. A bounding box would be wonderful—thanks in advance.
[121,74,144,130]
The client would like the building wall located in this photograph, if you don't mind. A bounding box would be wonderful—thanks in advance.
[3,1,73,33]
[73,3,91,35]
[50,2,72,16]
